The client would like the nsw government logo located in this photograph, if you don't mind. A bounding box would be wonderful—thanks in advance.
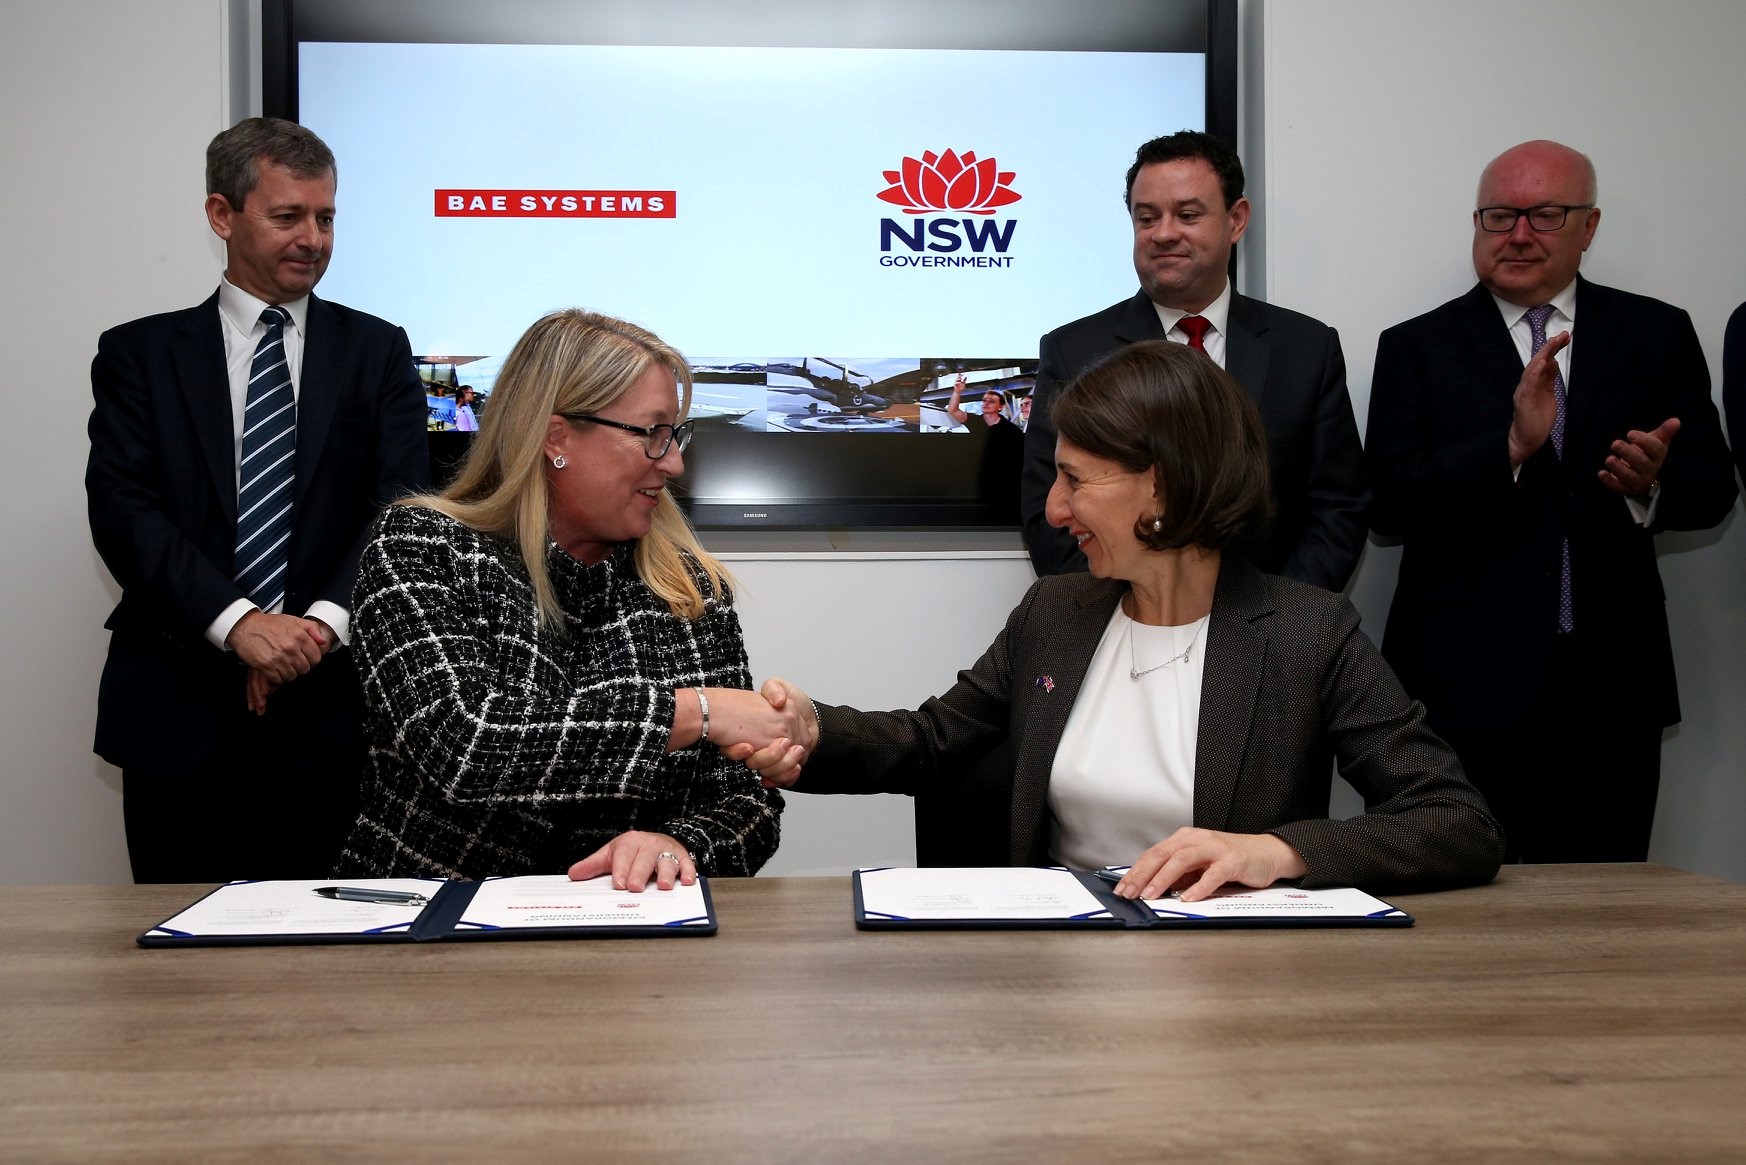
[877,149,1018,270]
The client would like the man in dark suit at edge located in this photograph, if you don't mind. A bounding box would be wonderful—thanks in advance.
[87,118,430,882]
[1365,140,1736,863]
[1722,300,1746,487]
[1020,130,1368,592]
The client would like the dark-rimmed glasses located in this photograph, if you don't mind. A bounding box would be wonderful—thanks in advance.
[1476,204,1594,233]
[566,414,695,459]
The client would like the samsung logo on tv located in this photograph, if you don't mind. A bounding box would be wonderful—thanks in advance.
[741,512,769,519]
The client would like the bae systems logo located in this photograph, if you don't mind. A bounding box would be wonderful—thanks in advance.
[877,149,1018,269]
[434,188,676,218]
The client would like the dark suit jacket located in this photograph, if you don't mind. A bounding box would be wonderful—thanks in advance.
[87,290,430,774]
[1366,278,1737,732]
[1020,290,1369,591]
[799,558,1503,892]
[1723,300,1746,487]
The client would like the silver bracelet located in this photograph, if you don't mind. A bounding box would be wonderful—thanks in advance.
[808,697,823,747]
[694,687,710,746]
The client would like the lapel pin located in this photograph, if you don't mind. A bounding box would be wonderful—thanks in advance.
[1036,675,1055,693]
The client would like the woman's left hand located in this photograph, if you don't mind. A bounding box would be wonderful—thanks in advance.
[1113,828,1308,903]
[567,831,696,892]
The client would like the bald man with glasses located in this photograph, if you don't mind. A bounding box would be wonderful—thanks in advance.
[1365,139,1736,864]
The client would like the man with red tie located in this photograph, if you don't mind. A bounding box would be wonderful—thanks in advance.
[1365,140,1737,862]
[1019,131,1368,591]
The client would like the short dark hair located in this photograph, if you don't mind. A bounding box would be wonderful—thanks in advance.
[1052,340,1271,554]
[206,117,337,211]
[1124,130,1245,211]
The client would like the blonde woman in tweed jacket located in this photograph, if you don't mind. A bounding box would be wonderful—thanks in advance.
[337,311,799,890]
[741,342,1504,903]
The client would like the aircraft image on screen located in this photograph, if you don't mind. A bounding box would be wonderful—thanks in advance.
[687,358,768,429]
[769,357,882,410]
[765,357,928,433]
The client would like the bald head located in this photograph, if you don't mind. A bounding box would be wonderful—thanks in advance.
[1477,140,1597,206]
[1472,139,1601,307]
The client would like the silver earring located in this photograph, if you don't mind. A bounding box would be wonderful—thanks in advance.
[1151,516,1163,532]
[552,454,567,470]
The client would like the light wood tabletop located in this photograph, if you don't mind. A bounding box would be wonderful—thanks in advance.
[2,864,1744,1162]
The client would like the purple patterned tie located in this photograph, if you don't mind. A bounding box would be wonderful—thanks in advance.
[1524,304,1573,634]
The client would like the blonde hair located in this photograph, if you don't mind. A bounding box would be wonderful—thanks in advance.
[406,309,730,625]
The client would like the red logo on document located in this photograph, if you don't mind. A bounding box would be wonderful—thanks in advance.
[876,150,1020,215]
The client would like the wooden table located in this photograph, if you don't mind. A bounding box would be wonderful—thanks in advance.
[2,865,1744,1162]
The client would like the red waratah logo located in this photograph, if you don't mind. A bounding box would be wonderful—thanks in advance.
[877,150,1020,216]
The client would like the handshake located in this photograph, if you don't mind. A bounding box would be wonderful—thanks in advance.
[694,678,819,788]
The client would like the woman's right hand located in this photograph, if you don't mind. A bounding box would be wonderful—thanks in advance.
[706,683,814,781]
[719,678,817,788]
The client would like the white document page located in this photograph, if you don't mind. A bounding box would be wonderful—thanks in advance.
[458,875,711,930]
[1144,885,1405,921]
[858,867,1112,921]
[147,879,443,937]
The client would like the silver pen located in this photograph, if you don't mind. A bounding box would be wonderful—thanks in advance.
[312,886,431,906]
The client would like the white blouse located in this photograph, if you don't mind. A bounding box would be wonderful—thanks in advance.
[1047,604,1207,870]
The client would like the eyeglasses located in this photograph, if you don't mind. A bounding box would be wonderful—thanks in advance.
[1476,204,1594,233]
[565,414,695,459]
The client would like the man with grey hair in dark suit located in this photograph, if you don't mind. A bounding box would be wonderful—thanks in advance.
[1366,139,1736,863]
[87,117,429,882]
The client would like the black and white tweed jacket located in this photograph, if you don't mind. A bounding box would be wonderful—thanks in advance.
[337,504,781,879]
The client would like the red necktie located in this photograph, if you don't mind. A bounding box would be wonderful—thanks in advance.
[1177,315,1212,353]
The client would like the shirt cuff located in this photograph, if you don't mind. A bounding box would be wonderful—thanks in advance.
[207,599,258,652]
[1624,484,1660,527]
[304,600,351,648]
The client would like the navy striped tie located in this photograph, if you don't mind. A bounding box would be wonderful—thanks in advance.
[235,306,297,612]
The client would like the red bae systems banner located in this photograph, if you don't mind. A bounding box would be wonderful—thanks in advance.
[435,189,676,217]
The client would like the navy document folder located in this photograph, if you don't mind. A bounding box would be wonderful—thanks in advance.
[139,875,717,947]
[852,867,1413,930]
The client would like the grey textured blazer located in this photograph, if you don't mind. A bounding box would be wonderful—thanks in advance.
[801,557,1503,892]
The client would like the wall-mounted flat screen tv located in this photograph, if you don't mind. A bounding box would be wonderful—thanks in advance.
[265,0,1236,527]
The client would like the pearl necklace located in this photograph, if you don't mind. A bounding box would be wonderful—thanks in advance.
[1128,614,1208,679]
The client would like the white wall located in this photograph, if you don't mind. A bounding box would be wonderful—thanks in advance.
[0,1,230,883]
[1258,0,1746,883]
[2,0,1741,885]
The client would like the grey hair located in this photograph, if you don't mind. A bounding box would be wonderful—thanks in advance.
[206,117,337,210]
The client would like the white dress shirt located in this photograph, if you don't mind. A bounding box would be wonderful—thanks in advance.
[205,277,349,649]
[1048,604,1206,870]
[1150,278,1235,368]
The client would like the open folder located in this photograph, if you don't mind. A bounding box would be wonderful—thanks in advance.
[138,875,717,947]
[853,867,1412,930]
